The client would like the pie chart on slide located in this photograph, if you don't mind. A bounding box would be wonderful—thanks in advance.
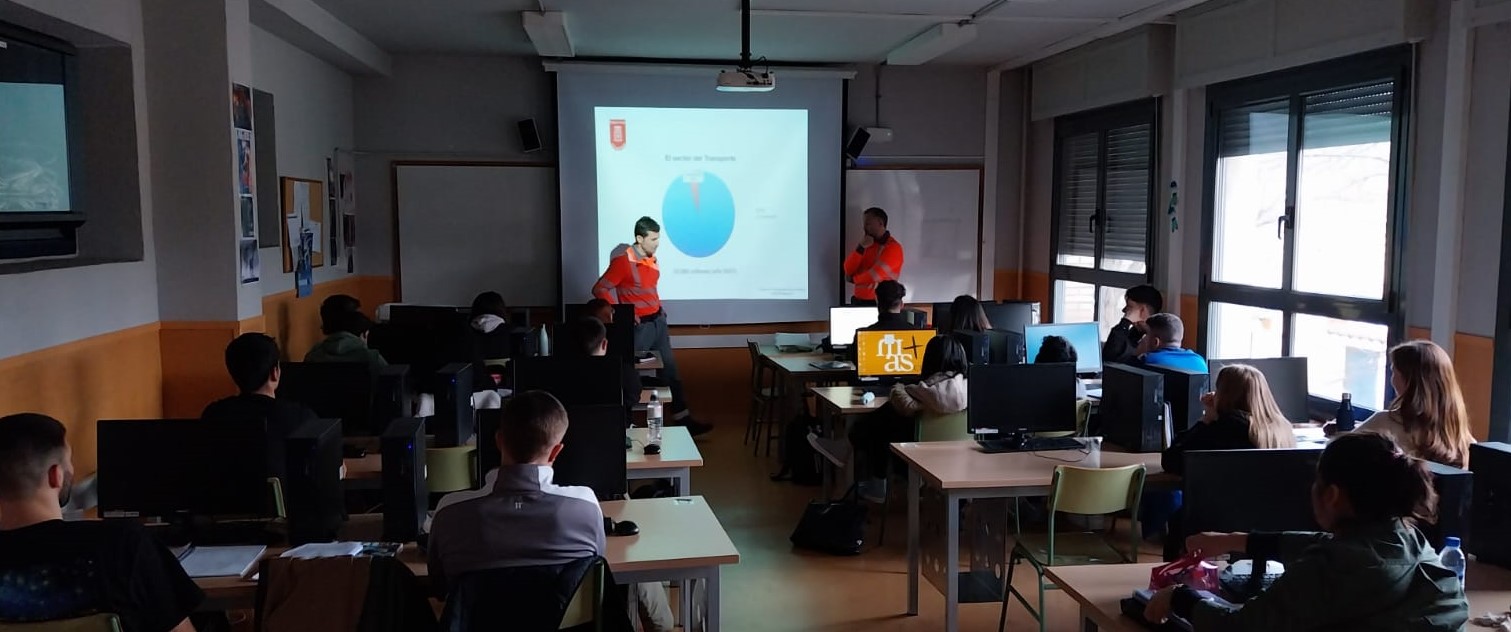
[661,171,735,258]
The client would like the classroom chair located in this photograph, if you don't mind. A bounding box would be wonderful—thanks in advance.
[999,463,1146,632]
[1029,399,1092,439]
[426,445,478,494]
[745,341,779,455]
[877,410,974,545]
[0,615,122,632]
[441,556,627,631]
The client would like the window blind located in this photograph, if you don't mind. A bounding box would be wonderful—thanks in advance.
[1103,123,1152,264]
[1056,132,1099,261]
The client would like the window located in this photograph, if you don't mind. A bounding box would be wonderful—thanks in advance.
[1200,48,1409,409]
[0,23,82,260]
[1049,99,1158,336]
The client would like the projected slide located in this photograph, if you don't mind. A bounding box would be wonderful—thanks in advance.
[595,106,808,300]
[0,83,71,213]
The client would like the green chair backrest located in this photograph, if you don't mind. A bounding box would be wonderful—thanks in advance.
[558,560,605,630]
[1048,464,1146,517]
[426,445,479,494]
[0,614,123,632]
[1028,399,1092,439]
[917,410,971,442]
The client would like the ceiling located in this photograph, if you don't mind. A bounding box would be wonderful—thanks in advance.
[308,0,1181,66]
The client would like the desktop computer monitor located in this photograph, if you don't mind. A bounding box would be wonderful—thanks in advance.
[985,329,1025,365]
[855,330,937,379]
[1144,365,1209,433]
[902,308,928,328]
[388,304,466,327]
[514,356,625,407]
[931,302,954,332]
[279,362,375,435]
[553,405,630,501]
[1209,357,1309,423]
[1099,363,1166,453]
[966,363,1078,435]
[97,419,271,518]
[1024,322,1103,374]
[1182,448,1323,537]
[283,418,345,545]
[981,301,1039,334]
[951,331,990,366]
[606,305,636,361]
[829,306,876,348]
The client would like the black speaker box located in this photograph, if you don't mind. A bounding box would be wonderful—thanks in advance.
[518,118,543,153]
[844,127,870,160]
[381,418,428,542]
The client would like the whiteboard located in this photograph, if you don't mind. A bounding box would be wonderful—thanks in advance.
[395,164,558,306]
[844,169,982,303]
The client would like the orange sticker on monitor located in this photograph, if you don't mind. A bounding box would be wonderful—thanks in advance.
[855,330,937,377]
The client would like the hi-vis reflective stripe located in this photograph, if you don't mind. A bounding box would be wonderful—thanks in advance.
[876,262,897,281]
[628,256,641,286]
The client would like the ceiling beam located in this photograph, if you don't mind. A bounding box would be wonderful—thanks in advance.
[991,0,1217,71]
[748,9,1108,25]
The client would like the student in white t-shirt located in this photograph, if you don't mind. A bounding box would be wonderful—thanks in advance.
[1354,340,1475,468]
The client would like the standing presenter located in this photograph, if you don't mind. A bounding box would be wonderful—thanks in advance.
[844,207,905,306]
[593,216,711,436]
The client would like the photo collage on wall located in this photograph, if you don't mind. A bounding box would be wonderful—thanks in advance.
[233,84,259,284]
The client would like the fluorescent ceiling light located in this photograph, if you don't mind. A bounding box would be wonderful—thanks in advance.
[523,11,574,58]
[885,23,978,65]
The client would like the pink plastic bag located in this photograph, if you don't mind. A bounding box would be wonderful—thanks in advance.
[1150,550,1221,592]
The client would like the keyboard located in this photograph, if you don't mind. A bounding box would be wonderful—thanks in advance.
[976,436,1085,453]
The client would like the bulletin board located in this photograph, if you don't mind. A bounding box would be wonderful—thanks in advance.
[280,177,325,272]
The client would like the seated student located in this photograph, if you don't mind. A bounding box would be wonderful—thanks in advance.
[1355,340,1475,468]
[468,291,511,391]
[1103,285,1163,365]
[947,294,992,334]
[1033,335,1088,399]
[858,280,924,332]
[564,316,642,408]
[1155,364,1297,558]
[810,337,969,503]
[586,297,615,325]
[469,291,509,335]
[0,413,203,632]
[1136,313,1208,373]
[320,294,361,329]
[202,333,318,479]
[427,392,672,632]
[1144,433,1469,631]
[305,310,387,371]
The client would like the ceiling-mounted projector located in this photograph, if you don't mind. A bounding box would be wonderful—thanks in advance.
[717,68,775,92]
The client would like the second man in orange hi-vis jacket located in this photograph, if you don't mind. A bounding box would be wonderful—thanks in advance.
[591,216,711,436]
[844,207,905,305]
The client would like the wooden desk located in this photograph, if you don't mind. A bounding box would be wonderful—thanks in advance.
[1046,559,1511,631]
[193,497,740,631]
[638,386,673,404]
[757,345,854,438]
[637,352,664,372]
[810,386,888,496]
[890,440,1166,632]
[625,426,704,495]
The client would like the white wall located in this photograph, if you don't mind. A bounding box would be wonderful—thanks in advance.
[0,0,161,357]
[251,24,356,294]
[846,64,987,161]
[352,54,556,279]
[1455,22,1511,337]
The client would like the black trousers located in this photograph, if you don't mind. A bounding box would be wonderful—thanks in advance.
[847,402,916,479]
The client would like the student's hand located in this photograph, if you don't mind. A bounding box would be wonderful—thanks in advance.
[1320,421,1339,437]
[1144,586,1176,624]
[1199,392,1216,422]
[1186,532,1247,558]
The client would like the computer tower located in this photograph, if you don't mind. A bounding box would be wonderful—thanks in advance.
[951,331,990,366]
[381,418,428,542]
[373,365,411,433]
[431,363,475,448]
[477,408,502,476]
[606,305,636,361]
[284,418,345,545]
[1422,462,1472,552]
[1470,442,1511,567]
[1099,363,1166,453]
[985,329,1025,365]
[1145,365,1209,433]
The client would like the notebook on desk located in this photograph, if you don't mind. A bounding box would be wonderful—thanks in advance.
[177,544,266,578]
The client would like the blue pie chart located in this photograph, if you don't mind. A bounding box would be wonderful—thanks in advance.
[661,172,735,258]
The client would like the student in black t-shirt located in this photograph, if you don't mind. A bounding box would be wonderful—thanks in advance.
[566,316,642,408]
[859,280,924,332]
[201,333,318,479]
[0,413,203,631]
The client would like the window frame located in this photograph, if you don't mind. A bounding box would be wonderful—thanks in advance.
[1197,46,1413,415]
[1048,98,1160,321]
[0,21,84,261]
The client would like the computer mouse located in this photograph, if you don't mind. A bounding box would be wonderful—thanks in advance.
[614,520,640,536]
[643,443,661,455]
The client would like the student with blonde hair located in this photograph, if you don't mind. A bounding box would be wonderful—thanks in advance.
[1356,340,1476,468]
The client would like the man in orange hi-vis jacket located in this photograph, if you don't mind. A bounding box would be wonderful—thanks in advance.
[844,207,905,305]
[592,216,711,436]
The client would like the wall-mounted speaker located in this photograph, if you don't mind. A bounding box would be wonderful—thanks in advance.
[844,127,870,160]
[518,118,543,153]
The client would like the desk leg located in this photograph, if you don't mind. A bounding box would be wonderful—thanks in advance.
[906,468,920,616]
[675,468,689,497]
[705,567,721,632]
[945,490,960,632]
[680,579,693,632]
[1080,605,1098,632]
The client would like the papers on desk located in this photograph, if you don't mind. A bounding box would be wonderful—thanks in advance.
[810,361,853,371]
[178,545,266,578]
[281,542,363,559]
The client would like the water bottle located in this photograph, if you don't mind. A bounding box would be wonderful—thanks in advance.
[1335,393,1355,432]
[535,325,550,357]
[646,392,664,445]
[1440,536,1466,582]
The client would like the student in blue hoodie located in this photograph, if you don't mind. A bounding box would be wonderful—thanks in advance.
[1136,313,1208,373]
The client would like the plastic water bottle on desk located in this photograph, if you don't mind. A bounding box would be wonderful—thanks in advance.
[1335,393,1355,432]
[1440,536,1466,582]
[646,392,664,445]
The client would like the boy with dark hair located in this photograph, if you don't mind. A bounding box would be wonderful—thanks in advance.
[860,280,923,331]
[203,333,319,479]
[427,392,671,630]
[586,297,614,325]
[0,413,203,631]
[1103,284,1164,364]
[319,294,361,335]
[305,310,387,371]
